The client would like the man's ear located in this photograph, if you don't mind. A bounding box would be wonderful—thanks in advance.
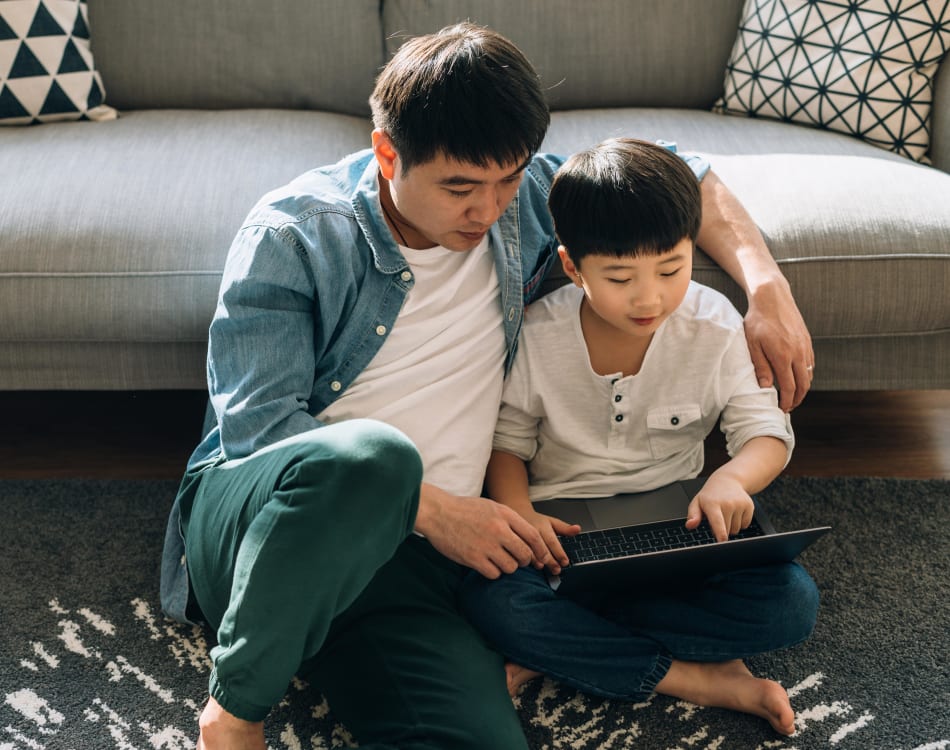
[558,246,583,287]
[372,129,398,181]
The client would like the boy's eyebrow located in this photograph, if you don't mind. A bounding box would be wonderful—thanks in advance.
[600,253,687,270]
[438,158,531,187]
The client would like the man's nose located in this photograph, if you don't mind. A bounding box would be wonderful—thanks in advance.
[467,186,503,225]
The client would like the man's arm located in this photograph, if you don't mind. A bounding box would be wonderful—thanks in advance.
[696,170,815,411]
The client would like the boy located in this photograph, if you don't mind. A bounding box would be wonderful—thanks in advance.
[460,139,819,737]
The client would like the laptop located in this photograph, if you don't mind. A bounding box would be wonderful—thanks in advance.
[534,477,830,596]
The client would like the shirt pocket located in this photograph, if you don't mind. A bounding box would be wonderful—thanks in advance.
[646,403,705,460]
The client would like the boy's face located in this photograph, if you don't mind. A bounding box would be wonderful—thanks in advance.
[373,130,527,252]
[559,239,694,339]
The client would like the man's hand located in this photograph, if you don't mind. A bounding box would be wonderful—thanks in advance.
[521,509,581,575]
[685,475,755,542]
[413,483,560,579]
[744,276,814,412]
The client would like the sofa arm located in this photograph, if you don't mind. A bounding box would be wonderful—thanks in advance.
[932,62,950,173]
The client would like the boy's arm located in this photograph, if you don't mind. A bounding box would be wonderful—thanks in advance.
[686,435,788,542]
[695,170,814,412]
[485,449,535,517]
[483,449,580,574]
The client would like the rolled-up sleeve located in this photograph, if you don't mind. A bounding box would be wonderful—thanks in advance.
[718,330,795,467]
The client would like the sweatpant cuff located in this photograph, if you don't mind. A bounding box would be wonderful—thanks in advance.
[209,668,272,723]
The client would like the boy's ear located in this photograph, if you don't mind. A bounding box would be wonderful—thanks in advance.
[372,129,398,181]
[558,246,583,287]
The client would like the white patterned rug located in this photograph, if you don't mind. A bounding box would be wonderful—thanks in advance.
[1,477,948,749]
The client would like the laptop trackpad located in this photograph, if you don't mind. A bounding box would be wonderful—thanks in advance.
[587,483,692,528]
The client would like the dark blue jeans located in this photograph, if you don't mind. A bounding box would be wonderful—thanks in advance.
[459,562,819,701]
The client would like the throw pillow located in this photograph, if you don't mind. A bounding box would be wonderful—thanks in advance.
[714,0,950,161]
[0,0,116,125]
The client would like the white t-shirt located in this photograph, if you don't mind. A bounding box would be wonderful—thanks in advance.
[494,282,794,502]
[318,236,506,497]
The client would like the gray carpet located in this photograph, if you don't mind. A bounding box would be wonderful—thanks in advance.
[1,476,947,749]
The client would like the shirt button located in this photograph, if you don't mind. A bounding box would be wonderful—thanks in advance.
[330,381,342,392]
[671,416,680,425]
[375,325,387,336]
[507,307,516,321]
[615,414,623,422]
[614,395,622,402]
[401,271,412,282]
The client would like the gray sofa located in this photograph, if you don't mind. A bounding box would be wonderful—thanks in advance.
[2,0,949,392]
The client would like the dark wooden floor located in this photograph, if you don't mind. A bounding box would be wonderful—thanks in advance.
[1,389,948,480]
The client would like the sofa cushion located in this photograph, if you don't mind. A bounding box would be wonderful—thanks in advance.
[714,0,950,162]
[0,0,116,124]
[383,0,746,110]
[541,108,950,345]
[0,110,370,366]
[85,0,384,116]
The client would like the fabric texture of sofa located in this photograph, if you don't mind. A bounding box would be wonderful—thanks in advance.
[1,0,949,391]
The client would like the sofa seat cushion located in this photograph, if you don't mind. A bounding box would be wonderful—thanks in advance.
[542,108,950,344]
[0,108,370,351]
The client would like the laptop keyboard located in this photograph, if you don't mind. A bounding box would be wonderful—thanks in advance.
[560,518,765,565]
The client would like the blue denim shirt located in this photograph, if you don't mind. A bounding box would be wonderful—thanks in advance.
[160,145,709,623]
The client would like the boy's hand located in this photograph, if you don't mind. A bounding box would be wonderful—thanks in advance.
[522,510,581,575]
[684,476,755,542]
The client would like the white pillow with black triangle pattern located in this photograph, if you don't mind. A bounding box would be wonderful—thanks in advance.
[714,0,950,162]
[0,0,116,124]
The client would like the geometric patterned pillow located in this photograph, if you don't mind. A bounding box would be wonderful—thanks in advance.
[714,0,950,162]
[0,0,117,125]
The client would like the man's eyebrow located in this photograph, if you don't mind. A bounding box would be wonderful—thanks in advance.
[438,158,531,187]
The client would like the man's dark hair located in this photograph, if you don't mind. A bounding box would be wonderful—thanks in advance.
[548,138,702,266]
[370,22,550,173]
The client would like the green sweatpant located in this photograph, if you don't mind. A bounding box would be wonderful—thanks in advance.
[180,419,528,749]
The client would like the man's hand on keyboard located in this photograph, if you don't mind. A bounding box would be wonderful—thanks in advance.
[521,510,582,575]
[685,476,755,542]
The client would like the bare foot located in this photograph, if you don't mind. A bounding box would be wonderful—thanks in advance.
[505,662,542,697]
[655,659,795,736]
[197,695,266,750]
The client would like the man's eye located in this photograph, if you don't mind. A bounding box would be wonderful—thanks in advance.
[448,189,473,198]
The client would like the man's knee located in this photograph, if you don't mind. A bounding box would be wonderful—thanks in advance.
[279,419,422,510]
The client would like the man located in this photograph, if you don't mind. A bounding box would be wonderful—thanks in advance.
[160,22,814,750]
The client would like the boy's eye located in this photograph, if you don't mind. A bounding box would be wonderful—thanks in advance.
[607,278,629,284]
[660,268,682,277]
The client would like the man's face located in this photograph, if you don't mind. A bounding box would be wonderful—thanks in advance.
[384,150,528,252]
